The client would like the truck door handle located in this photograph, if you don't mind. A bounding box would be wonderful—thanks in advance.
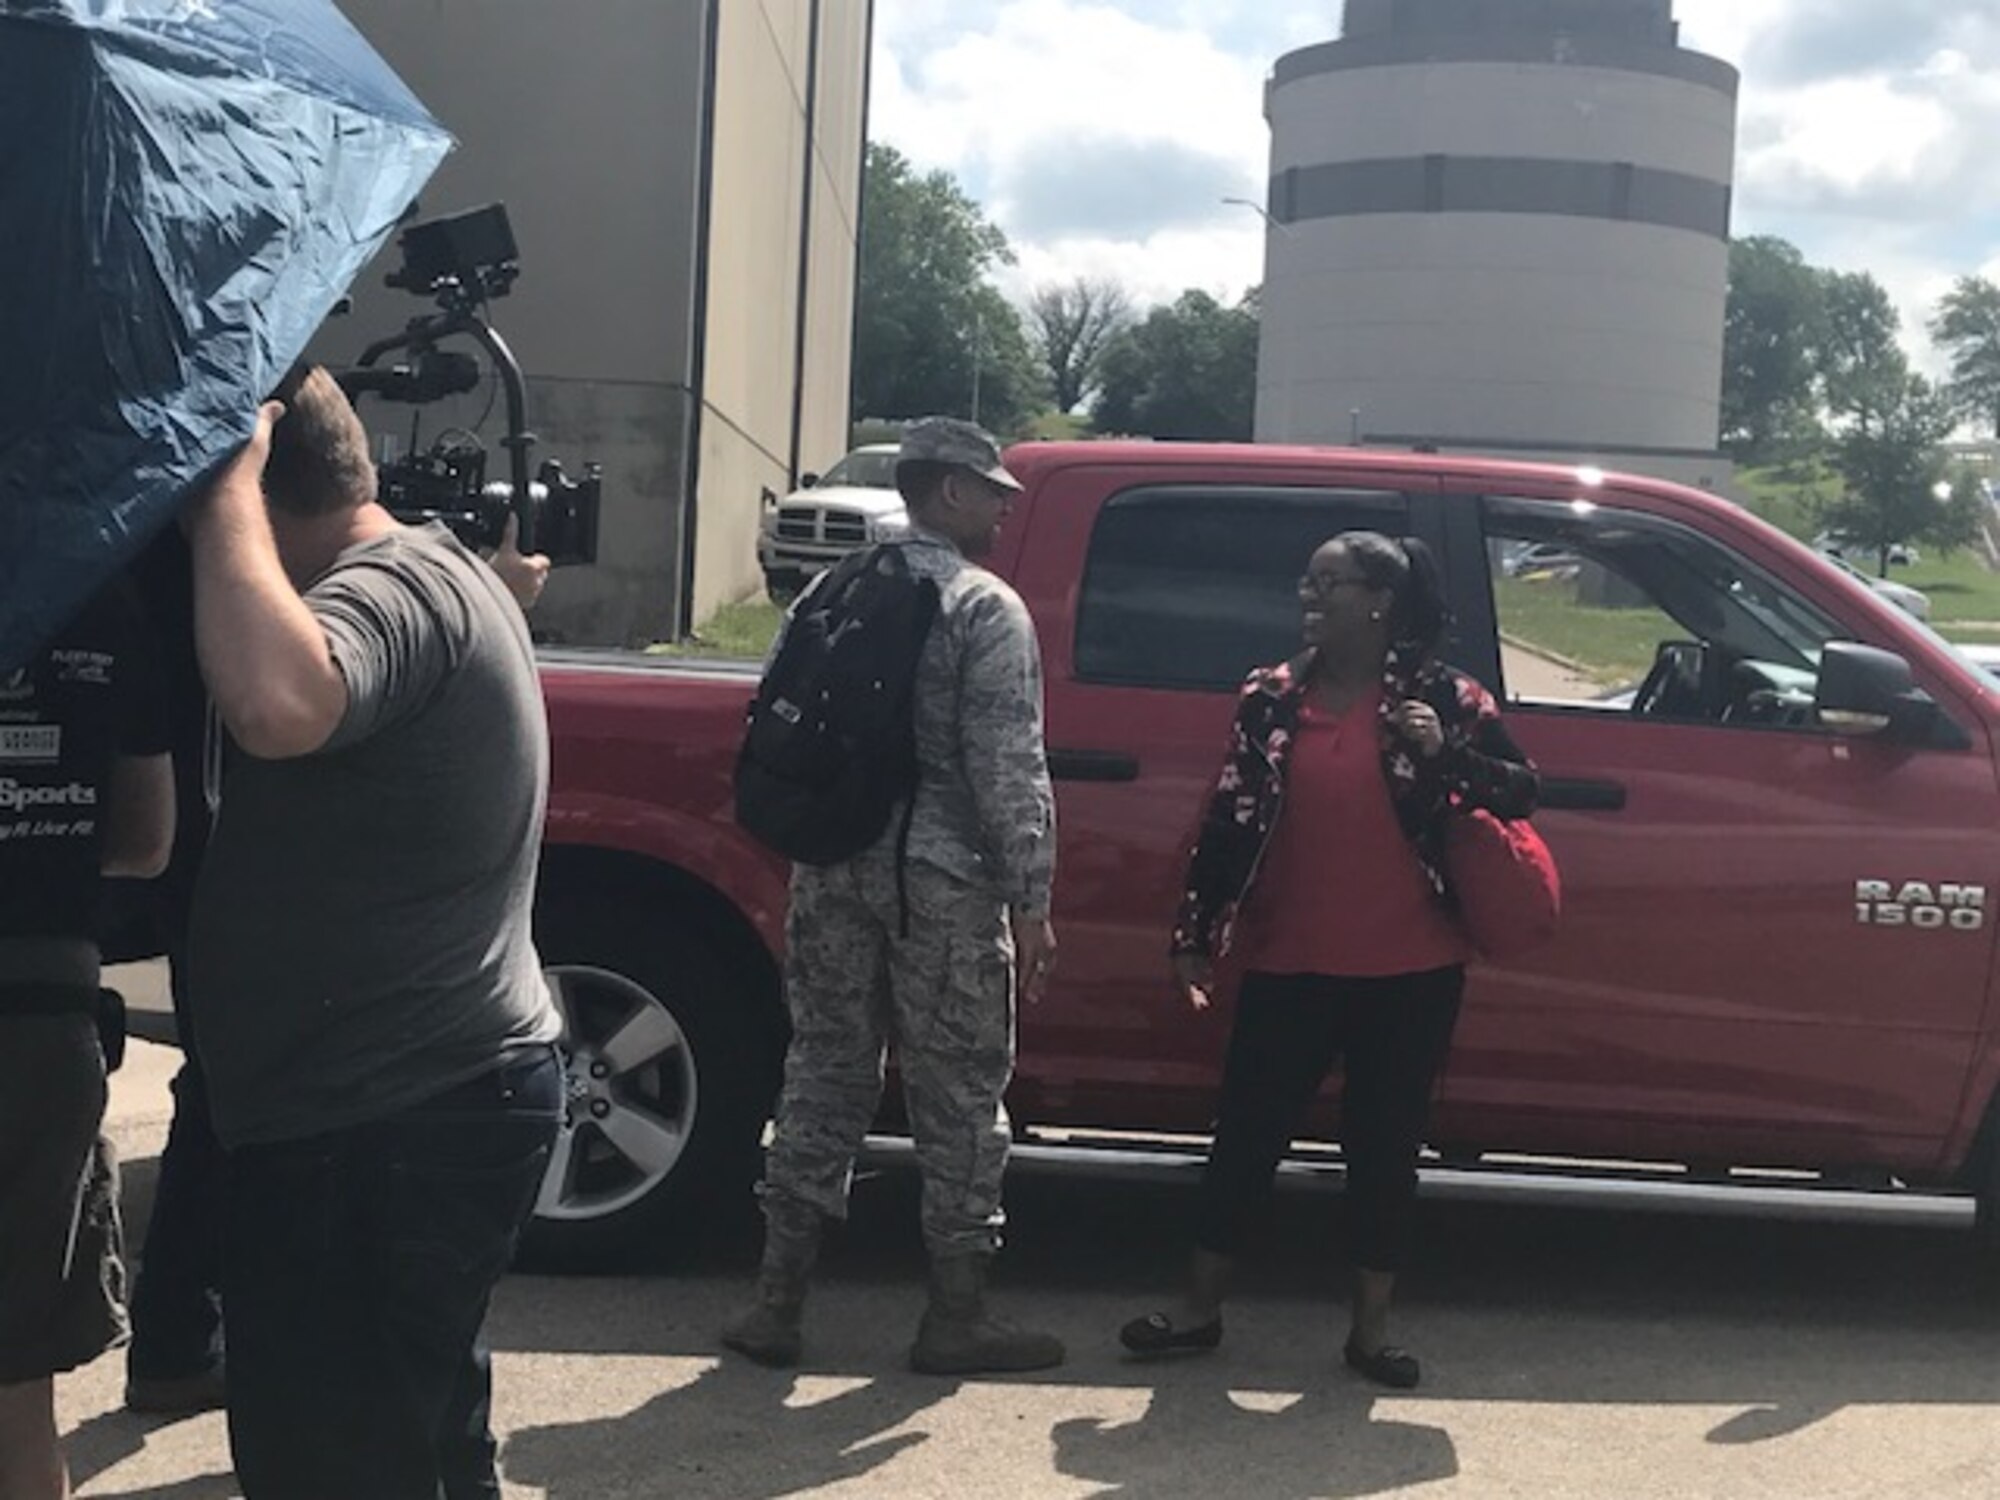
[1048,749,1140,783]
[1539,776,1627,812]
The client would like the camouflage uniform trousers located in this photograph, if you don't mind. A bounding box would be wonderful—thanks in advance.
[761,846,1017,1257]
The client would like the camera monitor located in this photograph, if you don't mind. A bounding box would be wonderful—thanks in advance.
[386,203,519,299]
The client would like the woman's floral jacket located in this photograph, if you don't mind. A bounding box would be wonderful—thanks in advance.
[1171,648,1541,959]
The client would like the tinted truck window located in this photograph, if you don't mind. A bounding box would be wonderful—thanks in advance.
[1075,486,1407,691]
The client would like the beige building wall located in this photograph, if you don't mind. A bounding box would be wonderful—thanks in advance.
[315,0,708,648]
[690,0,869,626]
[318,0,869,645]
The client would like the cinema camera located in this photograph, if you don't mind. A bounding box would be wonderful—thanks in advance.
[335,203,600,565]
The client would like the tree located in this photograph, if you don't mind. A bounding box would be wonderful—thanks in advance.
[851,144,1045,433]
[962,283,1047,433]
[1721,237,1825,464]
[1815,269,1907,432]
[1092,289,1258,441]
[1026,277,1134,414]
[1820,373,1971,574]
[1931,275,2000,439]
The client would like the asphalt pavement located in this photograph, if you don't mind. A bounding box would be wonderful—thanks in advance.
[56,1038,2000,1498]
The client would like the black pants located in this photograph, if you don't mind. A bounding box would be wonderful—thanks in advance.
[224,1048,560,1500]
[1193,968,1464,1274]
[128,939,227,1382]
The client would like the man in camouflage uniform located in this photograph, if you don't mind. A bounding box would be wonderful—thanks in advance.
[723,416,1062,1374]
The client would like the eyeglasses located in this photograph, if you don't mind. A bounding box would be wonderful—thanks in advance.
[1298,572,1374,599]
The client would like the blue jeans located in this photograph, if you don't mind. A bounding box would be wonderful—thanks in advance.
[223,1047,560,1500]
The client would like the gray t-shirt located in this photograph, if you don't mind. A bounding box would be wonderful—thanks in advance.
[191,524,560,1146]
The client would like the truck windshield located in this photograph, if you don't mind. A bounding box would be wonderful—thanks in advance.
[819,450,899,490]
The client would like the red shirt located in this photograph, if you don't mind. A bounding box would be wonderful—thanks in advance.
[1233,691,1467,978]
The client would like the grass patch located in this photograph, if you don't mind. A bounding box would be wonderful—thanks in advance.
[1492,574,1678,686]
[1889,552,2000,626]
[1020,410,1093,441]
[1736,463,2000,634]
[646,597,784,659]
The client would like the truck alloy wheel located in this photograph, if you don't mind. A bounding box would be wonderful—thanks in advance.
[538,964,698,1223]
[520,888,780,1269]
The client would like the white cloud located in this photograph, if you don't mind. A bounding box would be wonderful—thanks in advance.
[1742,76,1961,210]
[873,0,1273,309]
[1735,52,2000,214]
[1674,0,1768,71]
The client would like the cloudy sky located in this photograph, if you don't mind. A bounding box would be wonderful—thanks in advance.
[868,1,2000,369]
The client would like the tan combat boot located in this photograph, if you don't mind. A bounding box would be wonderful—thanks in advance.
[720,1207,821,1368]
[908,1252,1066,1375]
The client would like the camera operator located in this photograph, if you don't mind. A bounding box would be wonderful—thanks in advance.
[120,405,551,1430]
[182,368,561,1500]
[0,581,174,1500]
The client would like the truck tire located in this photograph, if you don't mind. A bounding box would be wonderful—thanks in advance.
[519,890,781,1270]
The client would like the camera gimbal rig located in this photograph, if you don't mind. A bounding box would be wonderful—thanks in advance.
[337,203,599,565]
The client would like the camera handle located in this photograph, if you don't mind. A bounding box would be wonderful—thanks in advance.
[353,307,540,552]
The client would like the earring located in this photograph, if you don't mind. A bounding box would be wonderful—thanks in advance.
[1369,610,1384,622]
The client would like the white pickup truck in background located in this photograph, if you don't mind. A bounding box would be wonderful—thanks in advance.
[756,442,908,599]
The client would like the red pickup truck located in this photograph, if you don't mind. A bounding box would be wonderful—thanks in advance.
[525,440,2000,1267]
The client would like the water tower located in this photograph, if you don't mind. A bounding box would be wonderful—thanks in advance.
[1257,0,1738,489]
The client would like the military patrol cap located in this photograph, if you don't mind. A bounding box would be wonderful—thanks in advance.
[897,416,1022,492]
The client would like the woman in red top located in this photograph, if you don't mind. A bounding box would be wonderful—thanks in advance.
[1120,532,1539,1388]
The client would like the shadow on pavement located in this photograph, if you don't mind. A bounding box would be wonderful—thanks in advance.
[486,1163,2000,1450]
[1052,1372,1457,1499]
[66,1407,237,1499]
[64,1410,146,1489]
[104,1135,2000,1489]
[501,1357,948,1500]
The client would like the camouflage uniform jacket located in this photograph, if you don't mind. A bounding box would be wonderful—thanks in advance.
[782,528,1056,916]
[1172,648,1538,959]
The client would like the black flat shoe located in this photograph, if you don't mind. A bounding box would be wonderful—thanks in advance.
[1344,1340,1420,1389]
[1119,1311,1224,1357]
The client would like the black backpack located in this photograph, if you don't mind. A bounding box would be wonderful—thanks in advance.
[734,545,941,867]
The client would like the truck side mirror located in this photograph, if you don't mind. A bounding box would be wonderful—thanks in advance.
[800,472,820,490]
[1815,641,1943,744]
